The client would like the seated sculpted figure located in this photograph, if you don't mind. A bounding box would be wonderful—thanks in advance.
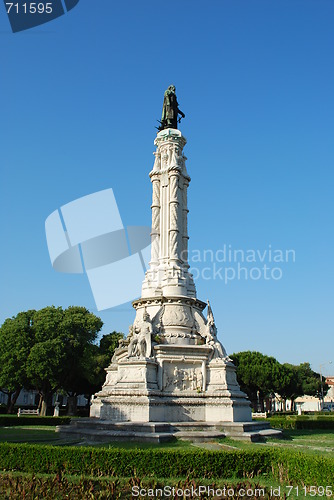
[205,301,228,360]
[127,308,153,359]
[127,324,140,358]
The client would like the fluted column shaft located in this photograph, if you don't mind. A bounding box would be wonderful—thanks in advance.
[150,176,160,265]
[181,179,189,266]
[142,128,196,298]
[169,172,180,262]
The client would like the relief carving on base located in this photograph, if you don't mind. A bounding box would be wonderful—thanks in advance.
[162,304,194,327]
[117,367,145,383]
[208,367,227,385]
[103,369,118,387]
[163,364,204,392]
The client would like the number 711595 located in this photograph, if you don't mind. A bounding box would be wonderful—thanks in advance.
[6,3,53,14]
[286,486,332,497]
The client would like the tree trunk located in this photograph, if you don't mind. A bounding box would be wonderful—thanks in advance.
[40,392,53,416]
[37,393,43,411]
[40,400,47,416]
[7,388,21,414]
[4,391,13,413]
[67,395,77,416]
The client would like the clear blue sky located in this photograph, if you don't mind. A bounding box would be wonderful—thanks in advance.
[1,1,333,375]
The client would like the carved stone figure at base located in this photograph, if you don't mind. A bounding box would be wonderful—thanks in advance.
[205,301,228,360]
[127,325,138,358]
[127,308,153,359]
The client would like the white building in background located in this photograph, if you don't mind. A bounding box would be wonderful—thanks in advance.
[295,376,334,413]
[260,376,334,413]
[326,376,334,398]
[0,389,88,409]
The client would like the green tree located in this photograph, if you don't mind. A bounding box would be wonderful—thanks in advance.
[280,362,327,410]
[298,363,326,397]
[57,307,103,415]
[0,310,35,413]
[99,331,124,362]
[92,332,125,389]
[232,351,328,412]
[231,351,285,411]
[26,306,103,416]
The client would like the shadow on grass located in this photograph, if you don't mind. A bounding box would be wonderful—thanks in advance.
[0,427,191,449]
[0,427,79,446]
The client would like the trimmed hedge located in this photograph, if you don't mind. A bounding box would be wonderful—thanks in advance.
[303,411,334,416]
[0,416,71,427]
[270,411,297,417]
[0,443,333,485]
[272,450,334,485]
[0,443,273,478]
[269,416,334,430]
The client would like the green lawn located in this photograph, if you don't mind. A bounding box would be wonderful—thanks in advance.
[268,429,334,456]
[0,426,77,445]
[216,429,334,457]
[1,426,333,455]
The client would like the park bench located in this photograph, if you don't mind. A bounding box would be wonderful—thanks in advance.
[252,412,267,418]
[17,408,40,417]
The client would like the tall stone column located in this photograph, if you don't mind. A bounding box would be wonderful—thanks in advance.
[150,174,160,267]
[181,178,189,266]
[169,171,180,263]
[142,128,194,298]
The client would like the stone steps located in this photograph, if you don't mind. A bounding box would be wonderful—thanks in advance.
[57,419,282,443]
[174,430,226,442]
[58,426,174,443]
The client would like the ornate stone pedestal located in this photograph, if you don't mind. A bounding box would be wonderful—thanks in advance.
[90,127,252,425]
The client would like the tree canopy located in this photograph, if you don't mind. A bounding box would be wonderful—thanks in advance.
[92,331,125,389]
[279,362,326,405]
[0,310,36,412]
[0,306,103,415]
[231,351,285,410]
[231,351,326,411]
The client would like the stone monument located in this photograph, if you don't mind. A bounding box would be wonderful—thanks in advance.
[90,86,252,425]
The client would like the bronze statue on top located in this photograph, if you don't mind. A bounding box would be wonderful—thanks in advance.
[158,85,185,131]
